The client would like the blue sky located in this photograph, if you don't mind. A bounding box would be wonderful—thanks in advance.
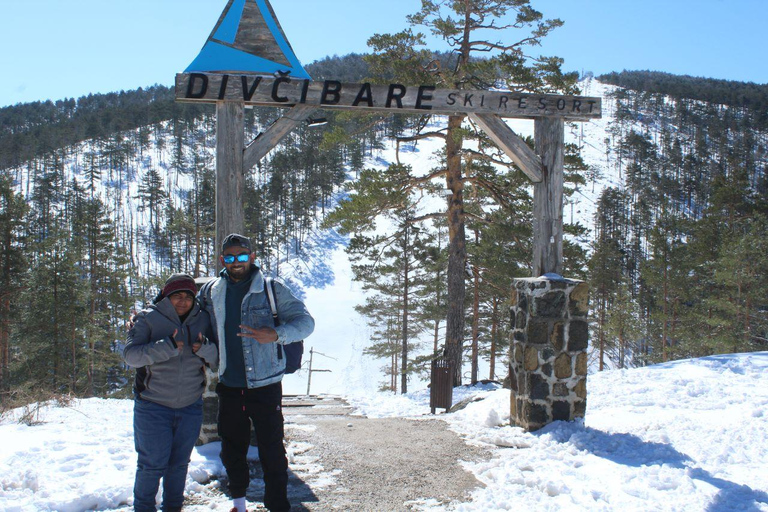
[0,0,765,108]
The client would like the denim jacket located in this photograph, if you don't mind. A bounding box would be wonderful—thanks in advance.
[200,267,314,389]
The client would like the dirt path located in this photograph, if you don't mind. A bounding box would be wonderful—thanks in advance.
[279,397,489,511]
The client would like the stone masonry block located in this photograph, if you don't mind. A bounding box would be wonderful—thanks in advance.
[518,294,528,314]
[522,401,550,427]
[569,282,590,317]
[555,353,572,379]
[551,322,565,352]
[550,280,568,290]
[528,373,550,400]
[574,399,586,418]
[202,396,219,425]
[574,378,587,399]
[567,320,589,352]
[552,401,571,421]
[515,396,526,419]
[575,353,588,376]
[514,344,524,364]
[516,310,527,330]
[553,383,569,397]
[527,319,549,345]
[524,346,539,371]
[534,291,566,317]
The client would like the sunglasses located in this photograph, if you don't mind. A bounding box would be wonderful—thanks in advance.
[223,253,250,264]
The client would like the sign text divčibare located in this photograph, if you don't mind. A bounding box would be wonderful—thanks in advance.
[175,73,601,120]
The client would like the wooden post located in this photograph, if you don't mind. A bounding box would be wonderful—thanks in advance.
[215,102,245,262]
[532,117,565,277]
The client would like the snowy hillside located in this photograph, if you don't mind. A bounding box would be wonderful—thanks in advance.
[5,77,649,394]
[2,352,766,511]
[287,78,625,395]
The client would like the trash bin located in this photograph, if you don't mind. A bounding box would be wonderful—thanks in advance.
[430,358,453,414]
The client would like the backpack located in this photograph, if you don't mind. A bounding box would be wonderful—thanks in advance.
[265,277,304,374]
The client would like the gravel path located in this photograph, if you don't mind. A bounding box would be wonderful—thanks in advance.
[282,412,490,511]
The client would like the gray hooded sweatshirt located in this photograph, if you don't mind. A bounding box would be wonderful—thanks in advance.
[124,297,218,409]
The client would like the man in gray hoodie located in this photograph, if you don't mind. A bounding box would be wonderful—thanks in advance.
[124,273,218,512]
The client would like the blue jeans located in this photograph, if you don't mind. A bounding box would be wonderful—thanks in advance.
[133,397,203,512]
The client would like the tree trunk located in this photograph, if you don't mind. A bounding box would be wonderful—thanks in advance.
[599,291,605,371]
[0,296,9,392]
[194,162,202,278]
[52,245,61,391]
[444,115,467,386]
[662,259,668,362]
[471,238,479,384]
[401,227,409,394]
[489,296,498,381]
[0,228,10,391]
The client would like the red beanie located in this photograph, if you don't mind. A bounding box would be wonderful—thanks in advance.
[161,274,197,298]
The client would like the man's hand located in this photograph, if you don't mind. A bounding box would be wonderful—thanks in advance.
[192,332,205,353]
[125,309,138,331]
[171,329,183,352]
[238,325,278,344]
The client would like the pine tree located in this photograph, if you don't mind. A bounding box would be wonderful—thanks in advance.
[0,172,29,393]
[589,188,629,370]
[364,0,576,384]
[326,164,436,392]
[14,228,87,395]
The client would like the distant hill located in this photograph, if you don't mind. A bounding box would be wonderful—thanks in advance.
[599,70,768,126]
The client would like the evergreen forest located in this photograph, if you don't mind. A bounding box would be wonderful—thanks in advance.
[1,55,766,403]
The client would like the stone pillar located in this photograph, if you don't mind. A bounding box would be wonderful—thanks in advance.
[509,275,589,431]
[197,369,219,444]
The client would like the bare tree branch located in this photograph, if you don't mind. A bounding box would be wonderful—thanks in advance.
[409,211,447,224]
[463,148,515,169]
[395,130,447,165]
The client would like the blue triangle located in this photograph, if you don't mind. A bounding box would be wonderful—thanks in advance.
[213,0,246,44]
[185,0,311,80]
[186,41,310,79]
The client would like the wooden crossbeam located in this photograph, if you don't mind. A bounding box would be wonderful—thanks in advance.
[469,113,542,183]
[243,104,318,171]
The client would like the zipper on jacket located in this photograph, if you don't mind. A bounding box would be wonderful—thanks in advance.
[277,344,283,360]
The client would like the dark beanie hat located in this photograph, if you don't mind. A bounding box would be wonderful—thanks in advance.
[161,273,197,298]
[222,233,251,252]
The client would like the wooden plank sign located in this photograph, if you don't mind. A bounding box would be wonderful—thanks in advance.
[176,72,601,120]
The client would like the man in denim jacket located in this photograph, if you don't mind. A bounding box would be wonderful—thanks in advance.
[199,234,314,512]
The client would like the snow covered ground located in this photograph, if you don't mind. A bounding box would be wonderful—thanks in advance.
[1,352,766,511]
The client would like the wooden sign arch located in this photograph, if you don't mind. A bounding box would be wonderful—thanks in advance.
[175,0,602,277]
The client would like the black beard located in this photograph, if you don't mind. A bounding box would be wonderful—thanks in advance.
[227,264,251,281]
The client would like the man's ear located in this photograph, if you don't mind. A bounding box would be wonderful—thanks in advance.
[250,253,256,264]
[219,255,225,266]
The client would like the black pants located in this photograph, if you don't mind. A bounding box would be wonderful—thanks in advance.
[217,382,290,512]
